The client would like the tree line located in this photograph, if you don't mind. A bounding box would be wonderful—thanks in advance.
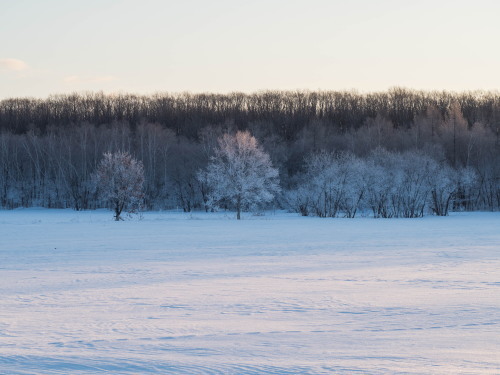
[0,89,498,216]
[2,88,500,138]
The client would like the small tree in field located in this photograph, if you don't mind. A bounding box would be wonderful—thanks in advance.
[198,131,280,219]
[92,151,145,221]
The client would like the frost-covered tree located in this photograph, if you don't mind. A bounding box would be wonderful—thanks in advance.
[198,131,280,219]
[303,151,350,218]
[285,184,312,216]
[427,161,458,216]
[92,151,145,221]
[363,152,395,218]
[288,151,367,218]
[454,166,479,211]
[302,151,339,218]
[367,149,434,218]
[340,155,368,218]
[396,151,434,218]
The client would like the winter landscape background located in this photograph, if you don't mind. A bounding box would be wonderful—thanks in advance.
[1,90,499,216]
[0,209,499,374]
[2,1,500,373]
[0,89,499,374]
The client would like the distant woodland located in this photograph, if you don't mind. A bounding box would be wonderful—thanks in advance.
[0,88,499,215]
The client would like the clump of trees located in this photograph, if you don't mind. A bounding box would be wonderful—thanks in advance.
[0,88,499,218]
[287,149,478,218]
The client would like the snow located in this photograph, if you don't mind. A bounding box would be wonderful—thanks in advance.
[0,209,499,374]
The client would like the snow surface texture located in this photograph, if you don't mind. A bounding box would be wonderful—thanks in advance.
[0,209,499,374]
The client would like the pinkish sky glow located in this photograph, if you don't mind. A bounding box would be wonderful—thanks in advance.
[1,0,499,98]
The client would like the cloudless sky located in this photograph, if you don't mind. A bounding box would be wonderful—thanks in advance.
[1,0,499,98]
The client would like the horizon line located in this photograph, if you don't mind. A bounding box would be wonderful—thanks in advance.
[2,86,500,101]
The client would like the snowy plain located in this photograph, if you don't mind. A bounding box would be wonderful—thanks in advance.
[0,209,499,374]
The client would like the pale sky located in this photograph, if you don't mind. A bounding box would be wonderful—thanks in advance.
[1,0,499,99]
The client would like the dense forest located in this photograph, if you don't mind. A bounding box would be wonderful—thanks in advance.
[0,88,499,216]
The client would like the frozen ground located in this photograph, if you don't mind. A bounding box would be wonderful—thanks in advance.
[0,209,499,374]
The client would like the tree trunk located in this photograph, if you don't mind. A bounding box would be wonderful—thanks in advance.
[114,200,123,221]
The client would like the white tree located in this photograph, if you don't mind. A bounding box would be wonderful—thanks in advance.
[427,161,457,216]
[198,131,280,219]
[340,154,369,218]
[293,151,367,218]
[303,151,343,218]
[363,154,394,218]
[92,151,145,221]
[396,151,434,218]
[455,166,479,211]
[364,148,433,218]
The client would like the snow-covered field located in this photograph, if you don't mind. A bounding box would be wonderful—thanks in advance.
[0,209,499,374]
